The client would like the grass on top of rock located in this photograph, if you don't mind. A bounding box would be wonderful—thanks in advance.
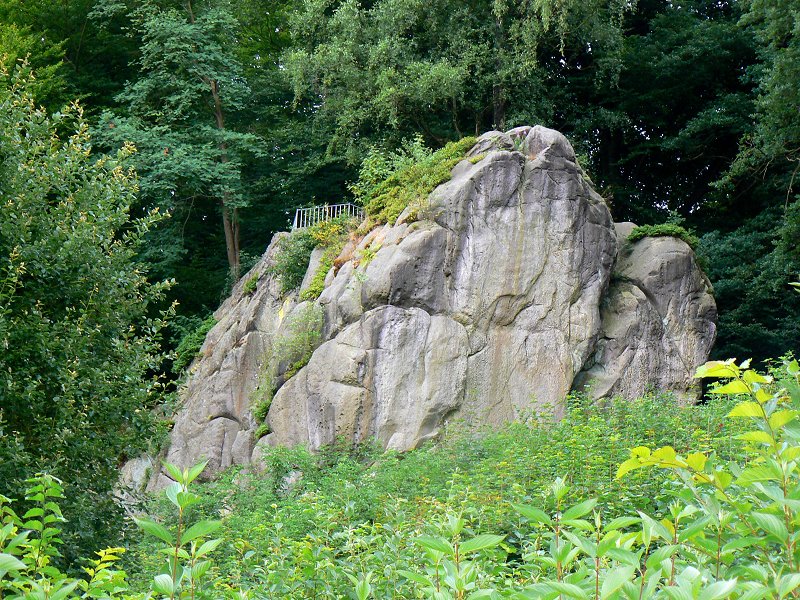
[353,135,476,225]
[628,223,700,249]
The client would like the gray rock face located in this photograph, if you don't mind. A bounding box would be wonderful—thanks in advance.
[147,125,717,481]
[574,230,717,400]
[272,125,617,449]
[154,236,297,484]
[269,306,469,451]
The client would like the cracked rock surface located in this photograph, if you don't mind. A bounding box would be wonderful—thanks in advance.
[141,126,716,486]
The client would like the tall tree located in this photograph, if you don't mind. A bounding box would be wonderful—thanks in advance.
[0,21,68,106]
[95,0,262,283]
[0,0,137,110]
[702,0,800,361]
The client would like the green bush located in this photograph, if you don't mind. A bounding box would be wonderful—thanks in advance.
[269,230,317,294]
[242,273,258,296]
[0,463,229,600]
[628,223,700,249]
[0,64,170,565]
[271,216,356,297]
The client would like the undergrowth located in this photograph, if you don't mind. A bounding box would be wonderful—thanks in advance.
[128,385,744,597]
[6,357,800,599]
[172,314,217,374]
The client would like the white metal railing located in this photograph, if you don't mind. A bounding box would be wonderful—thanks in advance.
[292,203,365,230]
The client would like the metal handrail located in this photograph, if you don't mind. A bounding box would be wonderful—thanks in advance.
[292,203,365,230]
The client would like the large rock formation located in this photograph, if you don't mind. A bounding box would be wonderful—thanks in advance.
[144,126,716,485]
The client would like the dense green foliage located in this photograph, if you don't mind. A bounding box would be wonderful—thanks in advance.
[628,224,700,250]
[172,314,218,374]
[93,0,264,287]
[0,66,168,563]
[7,358,800,598]
[3,0,800,582]
[270,230,317,294]
[1,0,795,361]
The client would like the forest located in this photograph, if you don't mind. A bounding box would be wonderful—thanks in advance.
[0,0,800,597]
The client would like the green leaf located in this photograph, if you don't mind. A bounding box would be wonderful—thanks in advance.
[191,560,212,580]
[736,465,781,486]
[769,410,798,429]
[165,482,182,508]
[176,491,201,511]
[727,402,763,418]
[778,573,800,598]
[181,520,221,545]
[186,461,208,484]
[685,452,707,471]
[562,531,595,557]
[562,499,597,521]
[695,360,739,379]
[153,573,175,596]
[713,380,751,395]
[0,553,27,572]
[514,504,552,525]
[604,516,639,531]
[50,580,80,600]
[751,512,788,542]
[163,462,184,484]
[415,536,453,555]
[459,534,505,554]
[743,370,770,385]
[133,517,174,545]
[698,579,738,600]
[398,569,435,587]
[737,431,774,444]
[616,457,643,478]
[195,538,223,558]
[544,581,589,599]
[601,566,636,599]
[467,591,497,600]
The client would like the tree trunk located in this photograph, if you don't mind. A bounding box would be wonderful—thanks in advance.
[491,15,506,131]
[187,0,241,280]
[492,84,506,130]
[210,78,240,280]
[221,202,240,280]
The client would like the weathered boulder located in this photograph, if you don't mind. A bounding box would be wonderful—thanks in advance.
[145,125,717,483]
[268,306,469,451]
[574,228,717,400]
[267,125,617,449]
[154,236,295,485]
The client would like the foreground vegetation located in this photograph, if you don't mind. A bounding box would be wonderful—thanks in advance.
[2,357,799,598]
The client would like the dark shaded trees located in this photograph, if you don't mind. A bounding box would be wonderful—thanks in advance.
[94,0,264,300]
